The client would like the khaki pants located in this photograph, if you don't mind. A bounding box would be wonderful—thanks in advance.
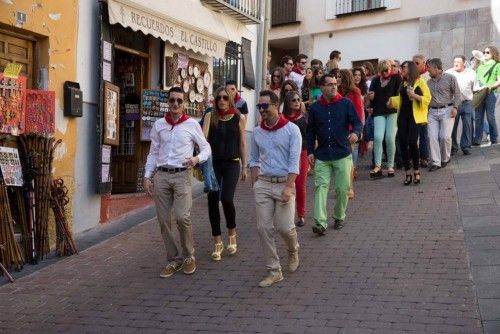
[428,106,454,167]
[153,170,194,264]
[253,179,296,274]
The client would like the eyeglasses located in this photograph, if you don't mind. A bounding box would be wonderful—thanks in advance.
[484,50,491,54]
[168,98,183,104]
[216,95,229,101]
[256,103,275,110]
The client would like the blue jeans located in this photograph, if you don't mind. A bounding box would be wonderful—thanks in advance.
[452,100,473,152]
[364,115,374,141]
[418,124,430,160]
[474,91,498,144]
[374,113,397,168]
[200,156,219,193]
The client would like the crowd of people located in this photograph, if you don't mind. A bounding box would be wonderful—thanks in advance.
[143,46,500,288]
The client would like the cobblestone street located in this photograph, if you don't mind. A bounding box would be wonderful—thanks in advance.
[0,151,493,333]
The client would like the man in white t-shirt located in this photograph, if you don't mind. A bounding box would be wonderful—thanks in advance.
[446,55,476,155]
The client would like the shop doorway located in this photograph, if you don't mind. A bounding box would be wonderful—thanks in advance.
[0,29,34,87]
[110,48,150,194]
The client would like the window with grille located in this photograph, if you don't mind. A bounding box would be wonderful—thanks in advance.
[336,0,386,16]
[213,41,240,92]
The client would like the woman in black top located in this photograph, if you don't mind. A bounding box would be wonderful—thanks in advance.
[282,91,308,227]
[367,60,402,178]
[202,86,247,261]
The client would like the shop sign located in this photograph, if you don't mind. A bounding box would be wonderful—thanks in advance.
[108,0,226,59]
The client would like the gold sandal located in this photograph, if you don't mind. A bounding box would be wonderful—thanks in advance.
[227,234,237,255]
[211,242,224,261]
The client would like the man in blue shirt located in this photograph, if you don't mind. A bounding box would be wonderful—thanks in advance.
[249,90,302,288]
[307,74,362,234]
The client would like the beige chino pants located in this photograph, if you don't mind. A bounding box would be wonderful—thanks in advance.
[153,170,194,265]
[254,179,297,274]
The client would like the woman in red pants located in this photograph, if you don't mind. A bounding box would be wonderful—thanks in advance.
[282,91,309,227]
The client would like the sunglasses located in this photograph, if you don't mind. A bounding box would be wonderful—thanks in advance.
[291,98,301,102]
[216,95,229,101]
[256,103,274,110]
[484,51,491,54]
[168,98,183,104]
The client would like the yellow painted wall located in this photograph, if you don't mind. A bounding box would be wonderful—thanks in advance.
[0,1,79,241]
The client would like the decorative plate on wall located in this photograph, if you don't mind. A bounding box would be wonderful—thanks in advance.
[193,65,200,78]
[183,79,190,93]
[189,90,196,103]
[203,71,211,88]
[196,77,204,93]
[180,68,187,79]
[188,64,194,76]
[195,93,204,103]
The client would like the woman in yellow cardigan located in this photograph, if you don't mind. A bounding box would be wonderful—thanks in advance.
[389,61,431,185]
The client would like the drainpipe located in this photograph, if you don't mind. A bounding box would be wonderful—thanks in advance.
[255,0,271,125]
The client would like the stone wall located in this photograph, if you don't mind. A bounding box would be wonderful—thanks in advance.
[419,6,499,68]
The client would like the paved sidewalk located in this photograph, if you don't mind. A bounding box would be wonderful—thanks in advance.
[452,144,500,334]
[0,154,484,333]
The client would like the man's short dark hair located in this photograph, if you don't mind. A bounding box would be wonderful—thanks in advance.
[294,54,308,63]
[318,74,335,86]
[281,55,293,66]
[225,80,237,86]
[259,90,279,104]
[329,50,341,60]
[454,55,466,63]
[427,58,442,70]
[168,86,184,95]
[311,59,323,66]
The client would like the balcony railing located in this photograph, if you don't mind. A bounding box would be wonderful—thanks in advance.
[272,0,299,27]
[201,0,261,24]
[336,0,386,17]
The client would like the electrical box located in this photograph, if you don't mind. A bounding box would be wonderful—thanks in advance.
[64,81,83,117]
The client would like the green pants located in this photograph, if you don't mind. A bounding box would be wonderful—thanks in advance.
[314,156,352,227]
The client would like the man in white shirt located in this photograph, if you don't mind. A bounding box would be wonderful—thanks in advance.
[144,86,211,278]
[289,54,307,93]
[446,55,476,155]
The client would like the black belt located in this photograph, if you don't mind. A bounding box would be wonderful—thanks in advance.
[157,167,187,173]
[430,103,453,109]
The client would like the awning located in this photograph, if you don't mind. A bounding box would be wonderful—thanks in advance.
[107,0,229,59]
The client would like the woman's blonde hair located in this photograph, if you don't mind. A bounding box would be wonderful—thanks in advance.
[377,60,390,75]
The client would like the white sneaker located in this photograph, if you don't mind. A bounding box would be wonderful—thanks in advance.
[258,272,283,287]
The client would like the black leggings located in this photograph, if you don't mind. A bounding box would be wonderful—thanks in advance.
[398,113,419,171]
[207,160,240,236]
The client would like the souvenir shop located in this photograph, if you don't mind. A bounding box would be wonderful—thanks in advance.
[98,0,230,221]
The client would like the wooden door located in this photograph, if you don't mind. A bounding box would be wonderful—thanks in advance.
[111,53,149,194]
[0,32,33,87]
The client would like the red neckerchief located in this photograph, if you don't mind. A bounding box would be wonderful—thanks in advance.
[165,112,189,129]
[234,93,241,103]
[284,110,303,122]
[260,115,289,131]
[319,94,343,106]
[381,71,397,80]
[271,83,281,90]
[292,64,303,75]
[218,107,237,118]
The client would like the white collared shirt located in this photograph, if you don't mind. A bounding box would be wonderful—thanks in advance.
[144,117,211,178]
[445,67,476,101]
